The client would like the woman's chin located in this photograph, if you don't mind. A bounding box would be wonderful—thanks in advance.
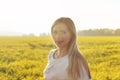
[56,44,64,48]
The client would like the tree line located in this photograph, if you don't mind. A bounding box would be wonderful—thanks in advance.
[26,28,120,36]
[77,28,120,36]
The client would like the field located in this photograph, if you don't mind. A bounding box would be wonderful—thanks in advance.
[0,36,120,80]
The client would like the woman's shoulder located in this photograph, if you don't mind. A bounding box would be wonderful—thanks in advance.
[48,49,56,60]
[49,49,56,53]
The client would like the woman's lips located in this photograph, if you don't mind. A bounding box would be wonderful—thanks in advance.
[56,41,63,44]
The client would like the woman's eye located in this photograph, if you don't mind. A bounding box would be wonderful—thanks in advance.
[53,31,57,34]
[63,31,66,34]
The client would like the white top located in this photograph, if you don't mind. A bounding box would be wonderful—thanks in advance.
[43,49,91,80]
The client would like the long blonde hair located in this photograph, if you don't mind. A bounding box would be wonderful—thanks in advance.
[51,17,91,80]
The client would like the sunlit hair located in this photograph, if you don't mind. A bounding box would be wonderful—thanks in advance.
[51,17,91,80]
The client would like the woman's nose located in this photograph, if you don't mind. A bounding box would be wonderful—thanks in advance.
[55,33,62,40]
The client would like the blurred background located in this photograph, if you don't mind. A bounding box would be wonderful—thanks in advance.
[0,0,120,36]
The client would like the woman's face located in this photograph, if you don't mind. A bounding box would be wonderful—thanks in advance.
[52,23,71,48]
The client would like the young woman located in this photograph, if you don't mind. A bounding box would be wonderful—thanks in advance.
[44,17,91,80]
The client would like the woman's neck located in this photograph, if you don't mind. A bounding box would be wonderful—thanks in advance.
[57,47,68,57]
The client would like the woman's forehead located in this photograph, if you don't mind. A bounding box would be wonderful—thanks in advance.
[53,23,69,31]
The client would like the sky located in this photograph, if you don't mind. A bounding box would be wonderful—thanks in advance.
[0,0,120,36]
